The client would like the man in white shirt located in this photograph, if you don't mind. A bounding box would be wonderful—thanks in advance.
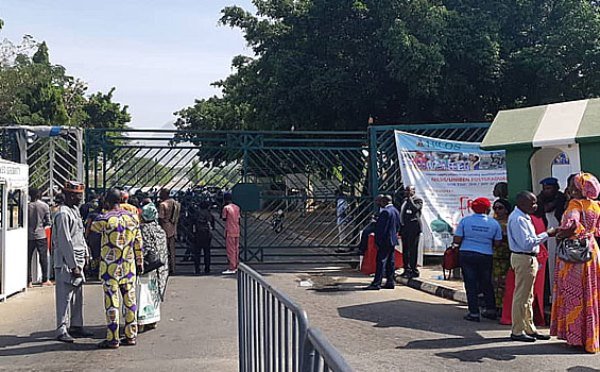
[507,191,572,343]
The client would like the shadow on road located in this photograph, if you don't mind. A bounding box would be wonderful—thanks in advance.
[436,343,586,363]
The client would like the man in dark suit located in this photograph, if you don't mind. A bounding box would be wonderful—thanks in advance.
[399,185,423,279]
[366,195,401,290]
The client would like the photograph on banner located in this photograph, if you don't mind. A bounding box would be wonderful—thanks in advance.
[394,131,507,254]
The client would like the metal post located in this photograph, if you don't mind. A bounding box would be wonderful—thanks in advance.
[75,129,84,182]
[49,138,55,201]
[367,126,379,206]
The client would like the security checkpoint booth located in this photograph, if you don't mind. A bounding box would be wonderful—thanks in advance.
[481,98,600,196]
[0,158,29,301]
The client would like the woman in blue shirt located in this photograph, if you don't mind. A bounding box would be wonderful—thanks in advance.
[453,197,503,322]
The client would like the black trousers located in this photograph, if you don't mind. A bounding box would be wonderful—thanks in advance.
[372,244,395,287]
[28,238,49,283]
[401,229,420,272]
[358,223,376,255]
[192,232,212,273]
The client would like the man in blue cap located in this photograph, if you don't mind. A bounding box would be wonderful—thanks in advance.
[535,177,567,295]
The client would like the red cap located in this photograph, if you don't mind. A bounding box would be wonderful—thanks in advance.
[471,197,491,214]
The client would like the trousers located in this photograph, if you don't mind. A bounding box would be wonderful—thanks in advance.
[167,235,176,273]
[192,232,212,273]
[372,244,395,287]
[226,235,240,271]
[511,253,538,335]
[460,250,495,316]
[401,229,420,272]
[28,238,49,283]
[103,280,138,343]
[55,268,84,336]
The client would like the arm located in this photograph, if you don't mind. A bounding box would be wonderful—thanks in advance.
[158,202,167,225]
[209,212,216,230]
[452,220,464,247]
[222,206,228,222]
[43,204,52,227]
[53,211,78,270]
[510,216,549,251]
[374,210,390,247]
[408,197,423,211]
[133,225,144,270]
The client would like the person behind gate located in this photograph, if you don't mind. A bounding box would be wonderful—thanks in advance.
[190,200,215,275]
[158,188,181,274]
[222,193,240,275]
[365,194,401,290]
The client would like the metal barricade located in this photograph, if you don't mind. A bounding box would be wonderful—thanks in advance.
[238,263,352,372]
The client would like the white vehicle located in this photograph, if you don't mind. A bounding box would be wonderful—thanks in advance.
[0,158,29,301]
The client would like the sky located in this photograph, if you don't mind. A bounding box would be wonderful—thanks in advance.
[0,0,255,129]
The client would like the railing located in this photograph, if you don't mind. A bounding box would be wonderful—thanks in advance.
[238,263,353,372]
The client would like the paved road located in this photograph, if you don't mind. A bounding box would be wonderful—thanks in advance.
[0,276,238,372]
[263,268,600,372]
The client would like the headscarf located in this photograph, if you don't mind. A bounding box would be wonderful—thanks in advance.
[471,197,491,214]
[573,172,600,200]
[141,202,158,222]
[493,198,512,213]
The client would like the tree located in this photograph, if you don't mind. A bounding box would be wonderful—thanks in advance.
[176,0,600,131]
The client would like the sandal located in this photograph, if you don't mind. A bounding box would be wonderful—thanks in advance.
[98,340,119,349]
[120,337,137,346]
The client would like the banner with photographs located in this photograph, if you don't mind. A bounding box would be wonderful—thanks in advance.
[394,131,507,254]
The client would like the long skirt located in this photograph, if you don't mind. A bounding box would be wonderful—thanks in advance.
[136,271,161,325]
[550,242,600,353]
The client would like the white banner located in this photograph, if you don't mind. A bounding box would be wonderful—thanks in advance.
[394,131,507,254]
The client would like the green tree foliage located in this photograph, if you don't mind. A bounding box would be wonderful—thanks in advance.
[176,0,600,131]
[0,30,130,130]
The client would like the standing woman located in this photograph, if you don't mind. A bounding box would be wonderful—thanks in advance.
[137,202,169,331]
[492,199,511,313]
[551,172,600,353]
[453,197,503,322]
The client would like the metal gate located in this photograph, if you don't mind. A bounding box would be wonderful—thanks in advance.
[85,129,370,266]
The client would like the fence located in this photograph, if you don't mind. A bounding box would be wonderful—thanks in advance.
[238,263,352,372]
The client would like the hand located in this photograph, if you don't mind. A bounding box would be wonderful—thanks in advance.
[557,223,577,238]
[71,267,82,276]
[546,227,557,237]
[137,265,144,274]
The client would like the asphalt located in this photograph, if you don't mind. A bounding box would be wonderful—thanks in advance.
[0,275,239,372]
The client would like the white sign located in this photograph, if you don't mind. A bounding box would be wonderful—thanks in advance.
[394,131,507,254]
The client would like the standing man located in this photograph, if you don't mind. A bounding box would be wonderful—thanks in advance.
[507,191,567,342]
[222,193,240,275]
[158,188,181,274]
[28,187,52,287]
[399,185,423,279]
[52,181,92,343]
[366,195,400,290]
[92,189,144,349]
[190,200,215,275]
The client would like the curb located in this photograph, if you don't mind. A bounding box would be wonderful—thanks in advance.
[395,276,467,304]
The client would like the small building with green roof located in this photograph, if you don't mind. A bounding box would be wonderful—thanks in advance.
[481,98,600,197]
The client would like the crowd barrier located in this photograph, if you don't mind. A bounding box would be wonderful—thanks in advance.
[238,263,352,372]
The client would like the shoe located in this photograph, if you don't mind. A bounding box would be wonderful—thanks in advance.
[482,311,497,321]
[204,269,211,274]
[399,271,410,278]
[41,281,53,287]
[364,284,380,291]
[510,333,536,342]
[120,337,137,346]
[409,270,420,279]
[463,314,480,322]
[222,269,237,275]
[527,333,551,340]
[98,340,119,349]
[382,282,395,289]
[56,333,75,343]
[68,327,94,338]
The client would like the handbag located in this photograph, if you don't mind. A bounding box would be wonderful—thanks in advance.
[143,249,165,274]
[442,245,460,279]
[557,202,592,263]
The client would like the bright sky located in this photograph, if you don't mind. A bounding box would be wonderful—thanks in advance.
[0,0,254,129]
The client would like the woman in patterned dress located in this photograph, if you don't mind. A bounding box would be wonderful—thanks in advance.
[137,202,169,331]
[551,172,600,353]
[492,199,511,313]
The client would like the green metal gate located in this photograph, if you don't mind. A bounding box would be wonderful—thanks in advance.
[85,129,370,266]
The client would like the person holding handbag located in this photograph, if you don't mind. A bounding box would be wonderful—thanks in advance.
[551,172,600,353]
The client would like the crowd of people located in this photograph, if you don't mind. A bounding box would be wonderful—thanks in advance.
[359,172,600,354]
[453,174,600,353]
[26,181,241,348]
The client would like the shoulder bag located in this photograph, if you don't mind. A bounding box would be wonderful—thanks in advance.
[557,201,592,263]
